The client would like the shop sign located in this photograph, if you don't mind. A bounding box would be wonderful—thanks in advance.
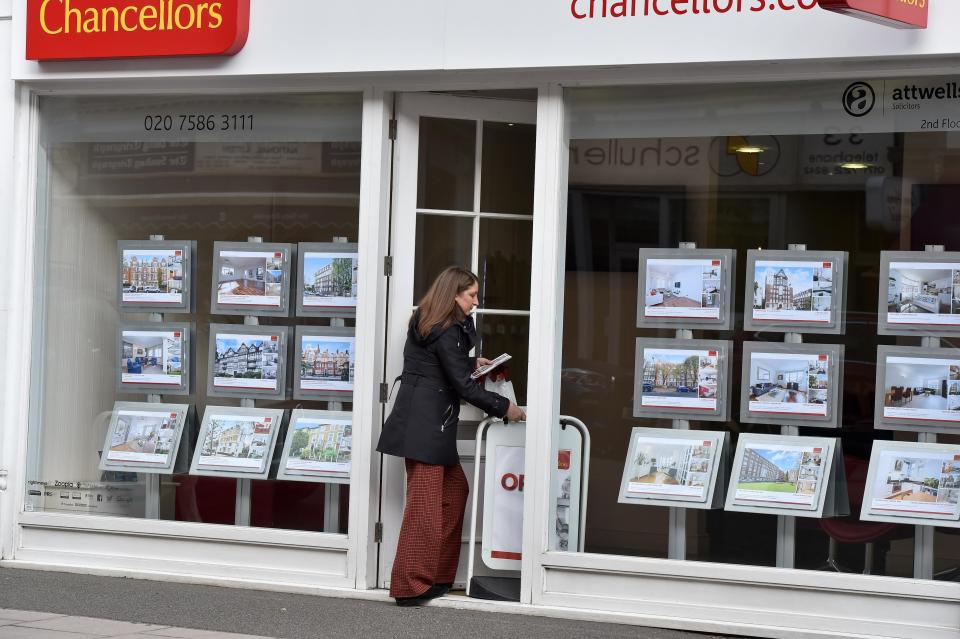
[26,0,251,61]
[490,445,525,561]
[818,0,928,29]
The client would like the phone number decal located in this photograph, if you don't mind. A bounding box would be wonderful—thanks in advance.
[144,114,254,132]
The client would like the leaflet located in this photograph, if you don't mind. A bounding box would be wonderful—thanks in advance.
[734,443,824,507]
[747,352,829,417]
[644,258,722,320]
[751,260,833,324]
[887,262,960,327]
[624,436,716,501]
[639,347,719,411]
[868,449,960,519]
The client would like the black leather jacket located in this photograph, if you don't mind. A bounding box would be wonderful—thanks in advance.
[376,313,510,465]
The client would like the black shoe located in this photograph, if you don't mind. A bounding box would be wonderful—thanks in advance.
[395,593,430,607]
[432,583,452,597]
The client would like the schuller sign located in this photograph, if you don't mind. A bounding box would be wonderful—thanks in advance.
[26,0,251,60]
[818,0,928,29]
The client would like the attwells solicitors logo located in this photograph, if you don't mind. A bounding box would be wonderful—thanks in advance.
[26,0,251,61]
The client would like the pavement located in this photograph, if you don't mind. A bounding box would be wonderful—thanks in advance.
[0,567,743,639]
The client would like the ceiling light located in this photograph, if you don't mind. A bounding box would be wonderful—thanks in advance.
[840,162,870,170]
[735,146,765,154]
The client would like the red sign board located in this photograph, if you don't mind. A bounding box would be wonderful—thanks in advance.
[26,0,251,61]
[818,0,928,29]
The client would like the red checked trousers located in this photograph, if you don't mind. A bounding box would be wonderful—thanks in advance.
[389,459,469,598]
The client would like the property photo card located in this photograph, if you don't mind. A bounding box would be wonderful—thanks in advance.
[210,241,293,317]
[117,322,191,395]
[98,402,190,474]
[276,410,353,484]
[743,249,848,334]
[725,433,843,518]
[861,441,960,528]
[874,345,960,433]
[617,427,728,509]
[189,406,286,479]
[633,338,732,422]
[636,248,736,330]
[207,324,289,400]
[293,326,356,402]
[740,342,844,428]
[296,242,359,318]
[118,240,195,313]
[878,251,960,336]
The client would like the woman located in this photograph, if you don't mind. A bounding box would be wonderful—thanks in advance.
[377,266,526,606]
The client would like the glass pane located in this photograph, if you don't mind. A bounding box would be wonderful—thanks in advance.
[417,117,476,212]
[414,214,473,302]
[560,81,956,579]
[475,314,529,405]
[26,93,362,531]
[480,122,536,214]
[251,481,348,533]
[478,218,532,310]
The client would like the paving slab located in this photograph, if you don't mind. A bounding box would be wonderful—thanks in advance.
[0,612,63,623]
[0,627,100,639]
[145,630,270,639]
[17,618,166,637]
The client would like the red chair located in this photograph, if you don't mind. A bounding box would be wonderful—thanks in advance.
[819,455,912,574]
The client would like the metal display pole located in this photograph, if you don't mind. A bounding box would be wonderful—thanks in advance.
[774,243,809,569]
[667,242,697,560]
[234,236,263,528]
[144,234,166,520]
[914,244,944,579]
[323,236,350,534]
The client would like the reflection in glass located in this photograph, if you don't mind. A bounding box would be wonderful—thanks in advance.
[413,214,473,302]
[478,218,533,310]
[417,117,476,212]
[480,122,536,214]
[475,314,529,405]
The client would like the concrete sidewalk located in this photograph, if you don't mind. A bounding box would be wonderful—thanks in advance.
[0,567,740,639]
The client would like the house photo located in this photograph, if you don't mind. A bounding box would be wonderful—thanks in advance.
[747,354,827,407]
[888,265,954,315]
[303,254,359,307]
[216,252,284,301]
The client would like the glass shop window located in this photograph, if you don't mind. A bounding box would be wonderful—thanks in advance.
[558,80,960,580]
[26,94,362,533]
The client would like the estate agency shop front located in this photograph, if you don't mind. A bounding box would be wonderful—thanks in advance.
[3,1,960,637]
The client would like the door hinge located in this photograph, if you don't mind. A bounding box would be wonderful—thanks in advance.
[383,255,393,277]
[388,119,397,141]
[374,522,383,543]
[0,469,7,492]
[379,382,389,403]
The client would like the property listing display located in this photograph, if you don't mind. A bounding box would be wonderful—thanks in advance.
[119,325,186,390]
[865,445,960,522]
[98,402,189,474]
[643,258,722,320]
[121,247,185,305]
[278,411,352,482]
[301,250,358,310]
[639,347,720,412]
[880,350,960,426]
[751,259,834,324]
[212,330,282,392]
[192,411,279,476]
[293,326,356,401]
[746,351,830,418]
[211,243,292,313]
[733,441,826,509]
[886,261,960,327]
[620,428,723,503]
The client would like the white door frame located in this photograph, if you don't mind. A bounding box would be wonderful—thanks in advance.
[379,92,537,590]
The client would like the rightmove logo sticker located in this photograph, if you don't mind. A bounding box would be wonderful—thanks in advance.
[843,82,876,117]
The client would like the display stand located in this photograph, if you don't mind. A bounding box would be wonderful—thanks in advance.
[916,245,943,580]
[323,236,351,534]
[466,414,590,601]
[145,234,166,521]
[234,236,264,528]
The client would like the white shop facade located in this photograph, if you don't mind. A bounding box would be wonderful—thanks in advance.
[2,1,960,637]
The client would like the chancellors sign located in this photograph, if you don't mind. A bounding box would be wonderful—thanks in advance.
[818,0,928,29]
[26,0,251,60]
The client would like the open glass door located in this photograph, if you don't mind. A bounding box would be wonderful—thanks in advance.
[379,92,537,590]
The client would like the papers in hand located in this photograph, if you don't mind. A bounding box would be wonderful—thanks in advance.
[471,353,512,379]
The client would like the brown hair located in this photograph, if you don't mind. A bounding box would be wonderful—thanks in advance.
[413,266,479,338]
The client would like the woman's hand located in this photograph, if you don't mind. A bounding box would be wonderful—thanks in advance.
[505,402,526,423]
[476,357,493,370]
